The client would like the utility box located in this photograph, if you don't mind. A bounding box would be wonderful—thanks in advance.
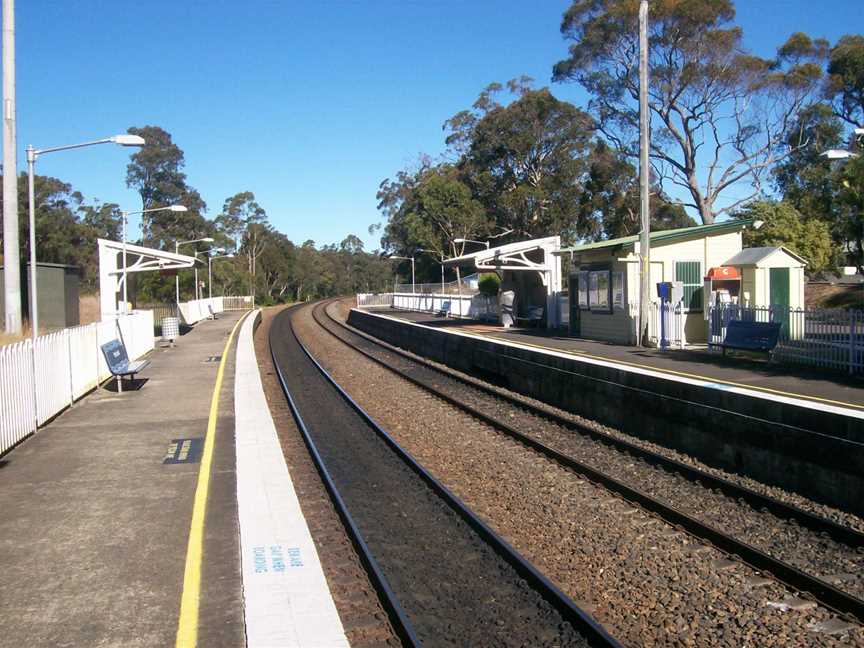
[0,262,80,332]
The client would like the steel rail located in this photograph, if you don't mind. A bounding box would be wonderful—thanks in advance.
[288,304,623,648]
[269,305,421,648]
[323,302,864,548]
[314,300,864,623]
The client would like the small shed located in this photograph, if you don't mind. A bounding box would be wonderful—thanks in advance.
[0,262,80,331]
[721,246,807,310]
[556,220,755,345]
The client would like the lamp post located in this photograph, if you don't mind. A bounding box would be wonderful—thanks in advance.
[175,237,214,303]
[208,252,233,300]
[26,134,144,335]
[389,255,415,293]
[118,204,187,312]
[419,248,445,293]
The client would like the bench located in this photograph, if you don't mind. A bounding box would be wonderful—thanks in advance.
[208,304,218,320]
[100,339,150,392]
[716,319,782,357]
[435,300,451,318]
[515,305,544,328]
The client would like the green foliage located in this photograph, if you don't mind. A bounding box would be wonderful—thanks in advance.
[825,35,864,127]
[552,1,825,224]
[478,273,501,296]
[735,201,838,276]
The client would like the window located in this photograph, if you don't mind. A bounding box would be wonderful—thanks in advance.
[589,270,611,312]
[675,260,703,311]
[612,272,625,310]
[578,271,589,309]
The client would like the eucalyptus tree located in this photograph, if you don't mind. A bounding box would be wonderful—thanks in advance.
[553,0,826,224]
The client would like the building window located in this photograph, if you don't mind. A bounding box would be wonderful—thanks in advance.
[675,260,703,311]
[578,271,589,309]
[589,270,611,312]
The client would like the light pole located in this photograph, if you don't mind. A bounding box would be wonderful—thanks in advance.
[26,133,144,335]
[175,237,214,303]
[389,255,415,293]
[208,252,233,300]
[637,0,651,347]
[419,248,445,293]
[118,204,187,312]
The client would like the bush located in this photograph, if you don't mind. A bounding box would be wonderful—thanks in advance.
[478,273,501,296]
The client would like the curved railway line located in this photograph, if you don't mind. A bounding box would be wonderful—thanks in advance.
[269,305,621,648]
[305,299,864,639]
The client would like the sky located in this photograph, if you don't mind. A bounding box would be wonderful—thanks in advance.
[7,0,864,251]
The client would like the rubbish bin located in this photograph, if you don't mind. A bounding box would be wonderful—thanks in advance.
[162,316,180,346]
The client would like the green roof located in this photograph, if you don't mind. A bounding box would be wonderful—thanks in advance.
[555,219,752,255]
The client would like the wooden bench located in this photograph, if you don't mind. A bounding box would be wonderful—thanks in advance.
[100,339,150,392]
[716,320,782,357]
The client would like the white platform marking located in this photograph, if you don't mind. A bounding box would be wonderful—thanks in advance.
[235,311,349,647]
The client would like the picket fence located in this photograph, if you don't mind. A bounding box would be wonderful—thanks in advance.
[0,310,155,455]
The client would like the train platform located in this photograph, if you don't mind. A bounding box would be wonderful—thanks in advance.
[372,308,864,414]
[0,309,347,648]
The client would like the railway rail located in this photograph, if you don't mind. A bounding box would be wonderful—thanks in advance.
[269,305,621,648]
[311,299,864,627]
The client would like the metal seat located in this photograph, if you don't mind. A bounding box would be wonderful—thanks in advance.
[100,339,150,392]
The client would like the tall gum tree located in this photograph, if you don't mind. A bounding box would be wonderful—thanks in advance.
[552,0,826,224]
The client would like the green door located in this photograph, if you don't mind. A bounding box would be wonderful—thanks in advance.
[568,278,581,336]
[769,267,790,333]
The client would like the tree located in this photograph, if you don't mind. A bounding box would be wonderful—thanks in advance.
[125,125,211,248]
[825,35,864,128]
[456,87,595,240]
[735,200,837,276]
[836,156,864,271]
[216,191,266,250]
[553,2,826,224]
[579,141,695,239]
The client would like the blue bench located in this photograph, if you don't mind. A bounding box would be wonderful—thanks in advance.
[516,305,544,328]
[100,339,150,392]
[435,300,451,318]
[717,320,782,357]
[208,304,218,320]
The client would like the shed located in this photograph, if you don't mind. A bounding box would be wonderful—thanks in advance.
[555,220,755,345]
[722,246,807,310]
[0,262,80,331]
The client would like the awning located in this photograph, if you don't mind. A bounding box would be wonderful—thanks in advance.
[705,266,740,280]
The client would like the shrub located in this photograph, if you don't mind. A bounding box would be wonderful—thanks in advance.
[478,273,501,296]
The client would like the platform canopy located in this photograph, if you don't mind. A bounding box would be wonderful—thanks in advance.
[443,236,562,288]
[98,238,197,318]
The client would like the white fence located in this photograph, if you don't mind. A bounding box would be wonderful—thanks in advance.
[357,292,500,321]
[223,295,253,311]
[0,310,155,455]
[394,273,480,296]
[357,293,396,308]
[708,304,863,374]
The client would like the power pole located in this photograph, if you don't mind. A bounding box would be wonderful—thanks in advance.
[2,0,21,334]
[637,0,651,346]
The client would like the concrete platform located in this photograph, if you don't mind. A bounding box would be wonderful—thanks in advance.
[0,312,248,648]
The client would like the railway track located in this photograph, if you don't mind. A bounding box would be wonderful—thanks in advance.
[311,299,864,629]
[269,305,621,648]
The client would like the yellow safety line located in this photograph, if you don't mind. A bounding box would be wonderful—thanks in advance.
[474,331,864,411]
[175,312,248,648]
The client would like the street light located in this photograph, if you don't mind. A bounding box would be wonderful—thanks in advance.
[388,255,415,293]
[118,205,187,312]
[175,237,215,303]
[453,238,489,249]
[208,252,234,300]
[26,133,145,335]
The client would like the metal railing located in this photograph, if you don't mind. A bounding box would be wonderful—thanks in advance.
[223,295,253,311]
[394,273,480,295]
[708,304,863,374]
[357,293,395,308]
[0,310,155,455]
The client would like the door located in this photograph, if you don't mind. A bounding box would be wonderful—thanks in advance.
[769,267,790,334]
[568,278,581,337]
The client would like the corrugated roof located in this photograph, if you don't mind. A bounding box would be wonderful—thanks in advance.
[723,246,808,267]
[555,219,752,255]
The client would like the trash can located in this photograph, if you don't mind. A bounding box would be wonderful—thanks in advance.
[162,317,180,346]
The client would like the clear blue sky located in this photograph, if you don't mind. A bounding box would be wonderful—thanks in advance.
[8,0,863,251]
